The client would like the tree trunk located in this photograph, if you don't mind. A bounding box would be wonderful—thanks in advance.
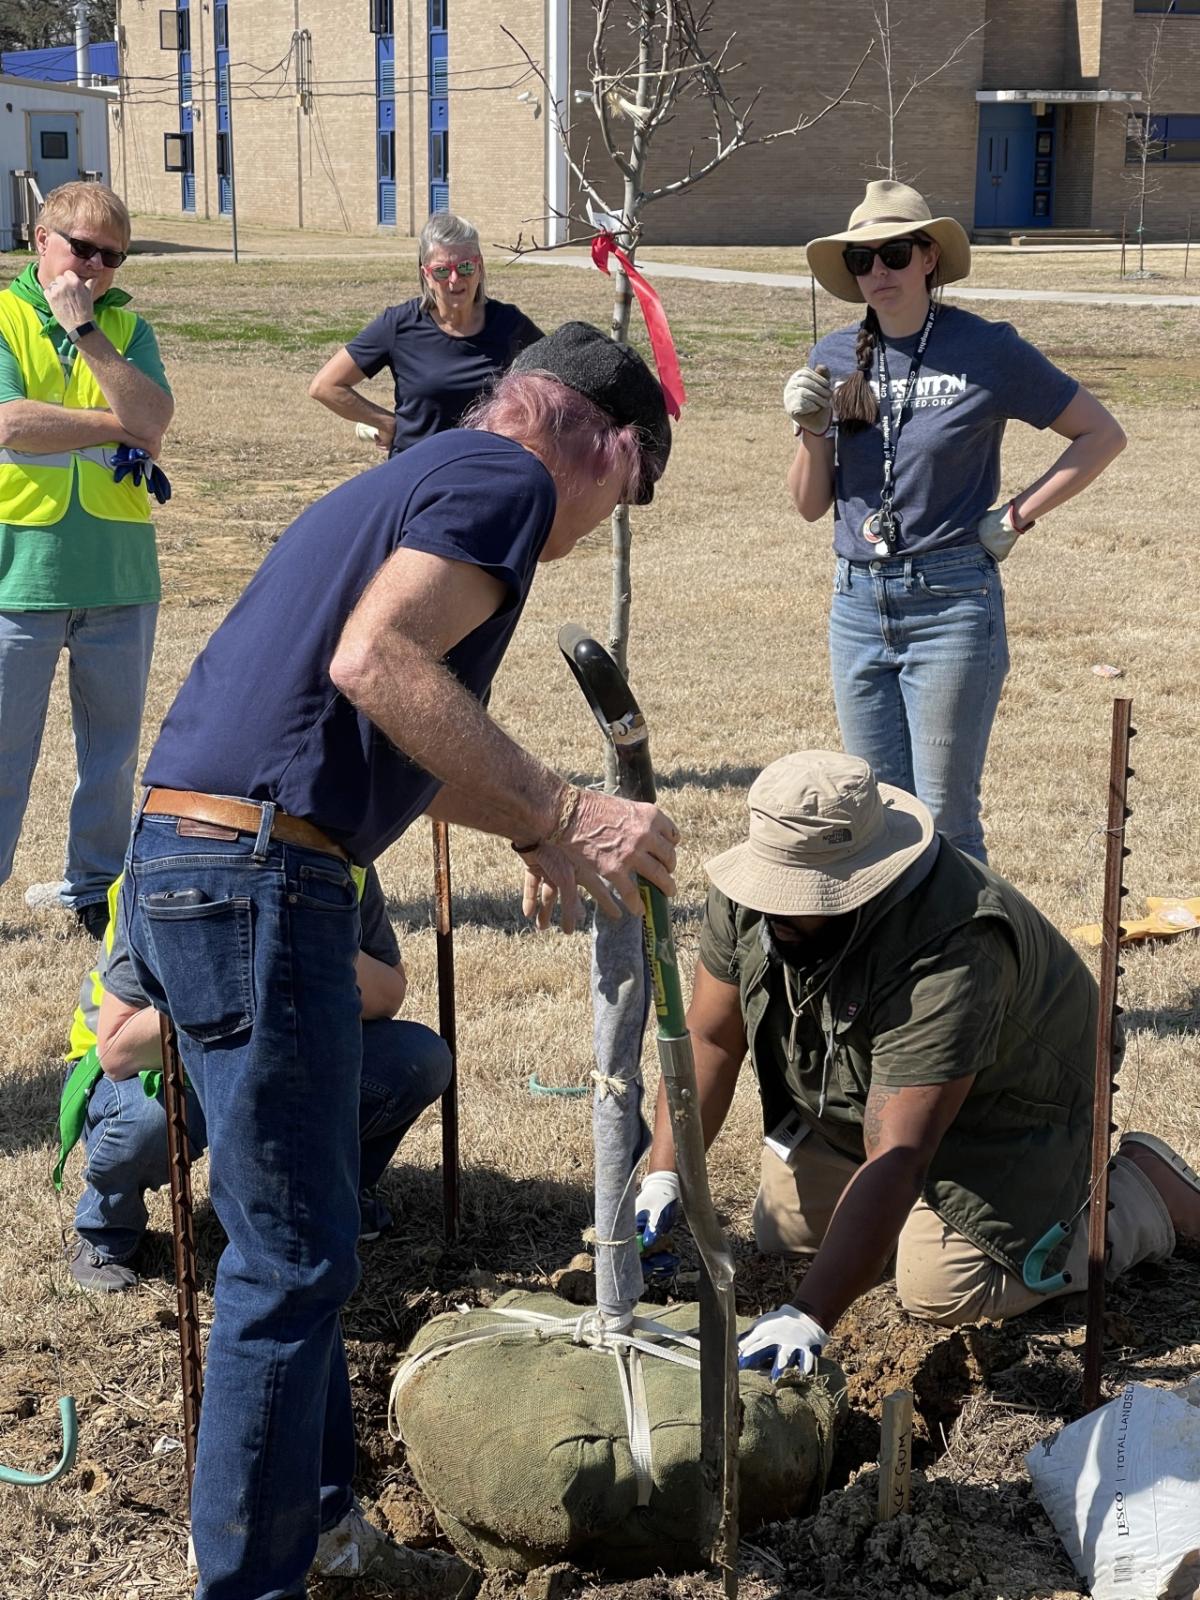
[604,0,655,784]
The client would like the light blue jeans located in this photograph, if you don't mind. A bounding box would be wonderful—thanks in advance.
[73,1017,450,1264]
[0,604,157,908]
[829,547,1009,863]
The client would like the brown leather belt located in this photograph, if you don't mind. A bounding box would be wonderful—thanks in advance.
[144,788,348,862]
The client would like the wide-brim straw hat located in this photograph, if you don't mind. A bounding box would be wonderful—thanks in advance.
[806,180,972,304]
[706,751,934,918]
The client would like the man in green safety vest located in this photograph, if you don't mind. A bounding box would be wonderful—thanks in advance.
[0,182,174,939]
[55,870,452,1292]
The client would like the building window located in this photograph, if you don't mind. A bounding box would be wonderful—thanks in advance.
[159,8,190,49]
[164,130,193,171]
[431,130,448,182]
[1134,1,1200,13]
[40,130,69,159]
[430,0,447,26]
[1126,112,1200,162]
[370,0,394,33]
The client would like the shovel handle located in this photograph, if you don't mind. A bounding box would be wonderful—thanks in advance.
[557,625,684,1035]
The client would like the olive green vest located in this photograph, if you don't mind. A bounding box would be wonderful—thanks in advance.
[729,845,1096,1279]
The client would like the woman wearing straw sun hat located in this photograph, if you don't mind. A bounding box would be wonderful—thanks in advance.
[784,180,1126,863]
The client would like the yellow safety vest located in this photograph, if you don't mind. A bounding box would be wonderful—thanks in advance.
[0,291,151,527]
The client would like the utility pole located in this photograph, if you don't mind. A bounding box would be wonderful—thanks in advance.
[74,1,90,87]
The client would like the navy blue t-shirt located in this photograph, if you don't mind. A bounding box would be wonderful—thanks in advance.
[143,431,557,864]
[347,297,543,455]
[810,304,1078,558]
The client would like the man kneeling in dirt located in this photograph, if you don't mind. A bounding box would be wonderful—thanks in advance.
[636,751,1200,1379]
[55,868,451,1291]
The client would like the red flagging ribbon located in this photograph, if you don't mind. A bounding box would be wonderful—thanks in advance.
[591,232,685,420]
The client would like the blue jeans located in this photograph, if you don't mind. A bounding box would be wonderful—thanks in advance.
[121,809,418,1600]
[73,1019,449,1264]
[0,604,157,908]
[829,547,1009,862]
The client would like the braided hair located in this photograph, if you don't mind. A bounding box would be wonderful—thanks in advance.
[835,308,882,435]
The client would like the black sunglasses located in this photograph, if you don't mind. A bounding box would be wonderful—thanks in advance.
[841,237,922,277]
[55,230,127,270]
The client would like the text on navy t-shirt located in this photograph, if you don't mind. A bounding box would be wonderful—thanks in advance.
[346,297,543,455]
[143,431,557,863]
[809,304,1078,559]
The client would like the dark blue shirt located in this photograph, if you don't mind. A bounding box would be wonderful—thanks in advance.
[144,431,558,863]
[347,296,543,455]
[810,305,1078,558]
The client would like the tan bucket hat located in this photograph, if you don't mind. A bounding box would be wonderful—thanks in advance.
[705,751,934,917]
[806,180,972,304]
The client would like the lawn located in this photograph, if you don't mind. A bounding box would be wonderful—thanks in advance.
[0,238,1197,1600]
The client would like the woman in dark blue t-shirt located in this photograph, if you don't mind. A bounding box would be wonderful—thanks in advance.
[309,212,543,455]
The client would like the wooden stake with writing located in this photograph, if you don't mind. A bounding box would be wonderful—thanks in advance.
[877,1388,913,1522]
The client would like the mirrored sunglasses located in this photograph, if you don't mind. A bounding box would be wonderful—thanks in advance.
[424,257,479,281]
[841,238,918,277]
[55,230,127,269]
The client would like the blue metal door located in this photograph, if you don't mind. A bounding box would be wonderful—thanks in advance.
[29,112,79,193]
[974,105,1038,229]
[215,0,231,214]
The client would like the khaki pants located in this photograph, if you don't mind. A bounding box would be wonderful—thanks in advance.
[753,1129,1175,1326]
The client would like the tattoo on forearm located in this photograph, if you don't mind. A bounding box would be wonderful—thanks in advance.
[862,1084,901,1155]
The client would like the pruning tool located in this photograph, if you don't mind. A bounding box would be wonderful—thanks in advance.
[558,624,739,1598]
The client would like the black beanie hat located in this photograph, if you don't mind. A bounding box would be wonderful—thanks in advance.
[509,321,671,504]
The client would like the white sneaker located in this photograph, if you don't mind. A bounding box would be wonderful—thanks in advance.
[314,1503,480,1594]
[314,1503,386,1577]
[24,880,69,912]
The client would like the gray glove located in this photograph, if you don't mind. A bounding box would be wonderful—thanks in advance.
[977,502,1032,563]
[783,364,833,436]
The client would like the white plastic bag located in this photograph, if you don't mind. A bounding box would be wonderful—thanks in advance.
[1026,1382,1200,1600]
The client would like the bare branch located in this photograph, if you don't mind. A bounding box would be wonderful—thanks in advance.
[892,21,987,120]
[500,22,618,215]
[642,41,873,205]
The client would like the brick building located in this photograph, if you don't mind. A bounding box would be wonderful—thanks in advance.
[110,0,1200,243]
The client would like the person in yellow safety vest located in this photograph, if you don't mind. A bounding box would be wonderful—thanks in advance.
[55,867,452,1293]
[0,181,174,940]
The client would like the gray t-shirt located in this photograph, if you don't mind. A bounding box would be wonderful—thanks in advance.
[101,864,400,1011]
[809,304,1078,560]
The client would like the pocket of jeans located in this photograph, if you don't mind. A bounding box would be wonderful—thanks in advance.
[143,897,255,1043]
[916,565,991,599]
[293,862,357,913]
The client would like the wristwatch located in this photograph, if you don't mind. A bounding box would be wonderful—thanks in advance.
[65,321,97,345]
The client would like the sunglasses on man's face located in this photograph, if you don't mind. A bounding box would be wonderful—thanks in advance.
[841,237,921,278]
[55,230,127,269]
[423,257,479,281]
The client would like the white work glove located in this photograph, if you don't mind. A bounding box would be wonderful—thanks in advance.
[976,501,1033,563]
[783,364,834,437]
[737,1304,829,1381]
[634,1170,681,1256]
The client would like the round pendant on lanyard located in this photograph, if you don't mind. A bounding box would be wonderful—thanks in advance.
[863,303,936,558]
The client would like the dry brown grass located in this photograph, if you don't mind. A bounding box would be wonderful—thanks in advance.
[0,243,1197,1600]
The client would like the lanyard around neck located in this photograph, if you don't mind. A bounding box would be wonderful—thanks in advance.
[876,301,936,515]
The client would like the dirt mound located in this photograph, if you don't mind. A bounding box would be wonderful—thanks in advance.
[755,1467,1081,1600]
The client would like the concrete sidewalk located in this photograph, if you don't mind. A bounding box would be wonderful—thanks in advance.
[513,250,1200,311]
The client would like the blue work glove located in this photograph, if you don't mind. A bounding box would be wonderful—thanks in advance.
[635,1170,681,1278]
[737,1304,829,1381]
[111,445,172,505]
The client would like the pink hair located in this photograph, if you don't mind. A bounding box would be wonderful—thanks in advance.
[464,372,642,504]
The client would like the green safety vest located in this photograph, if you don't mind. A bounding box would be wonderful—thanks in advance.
[53,877,162,1190]
[0,291,151,528]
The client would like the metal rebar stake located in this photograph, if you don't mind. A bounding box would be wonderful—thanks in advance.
[1083,697,1134,1414]
[160,1012,204,1489]
[433,820,460,1242]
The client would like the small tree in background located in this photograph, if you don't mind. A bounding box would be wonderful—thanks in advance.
[1125,12,1170,278]
[506,2,870,702]
[1,1,114,54]
[868,0,986,181]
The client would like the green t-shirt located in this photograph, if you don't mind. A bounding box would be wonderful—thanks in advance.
[0,303,171,610]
